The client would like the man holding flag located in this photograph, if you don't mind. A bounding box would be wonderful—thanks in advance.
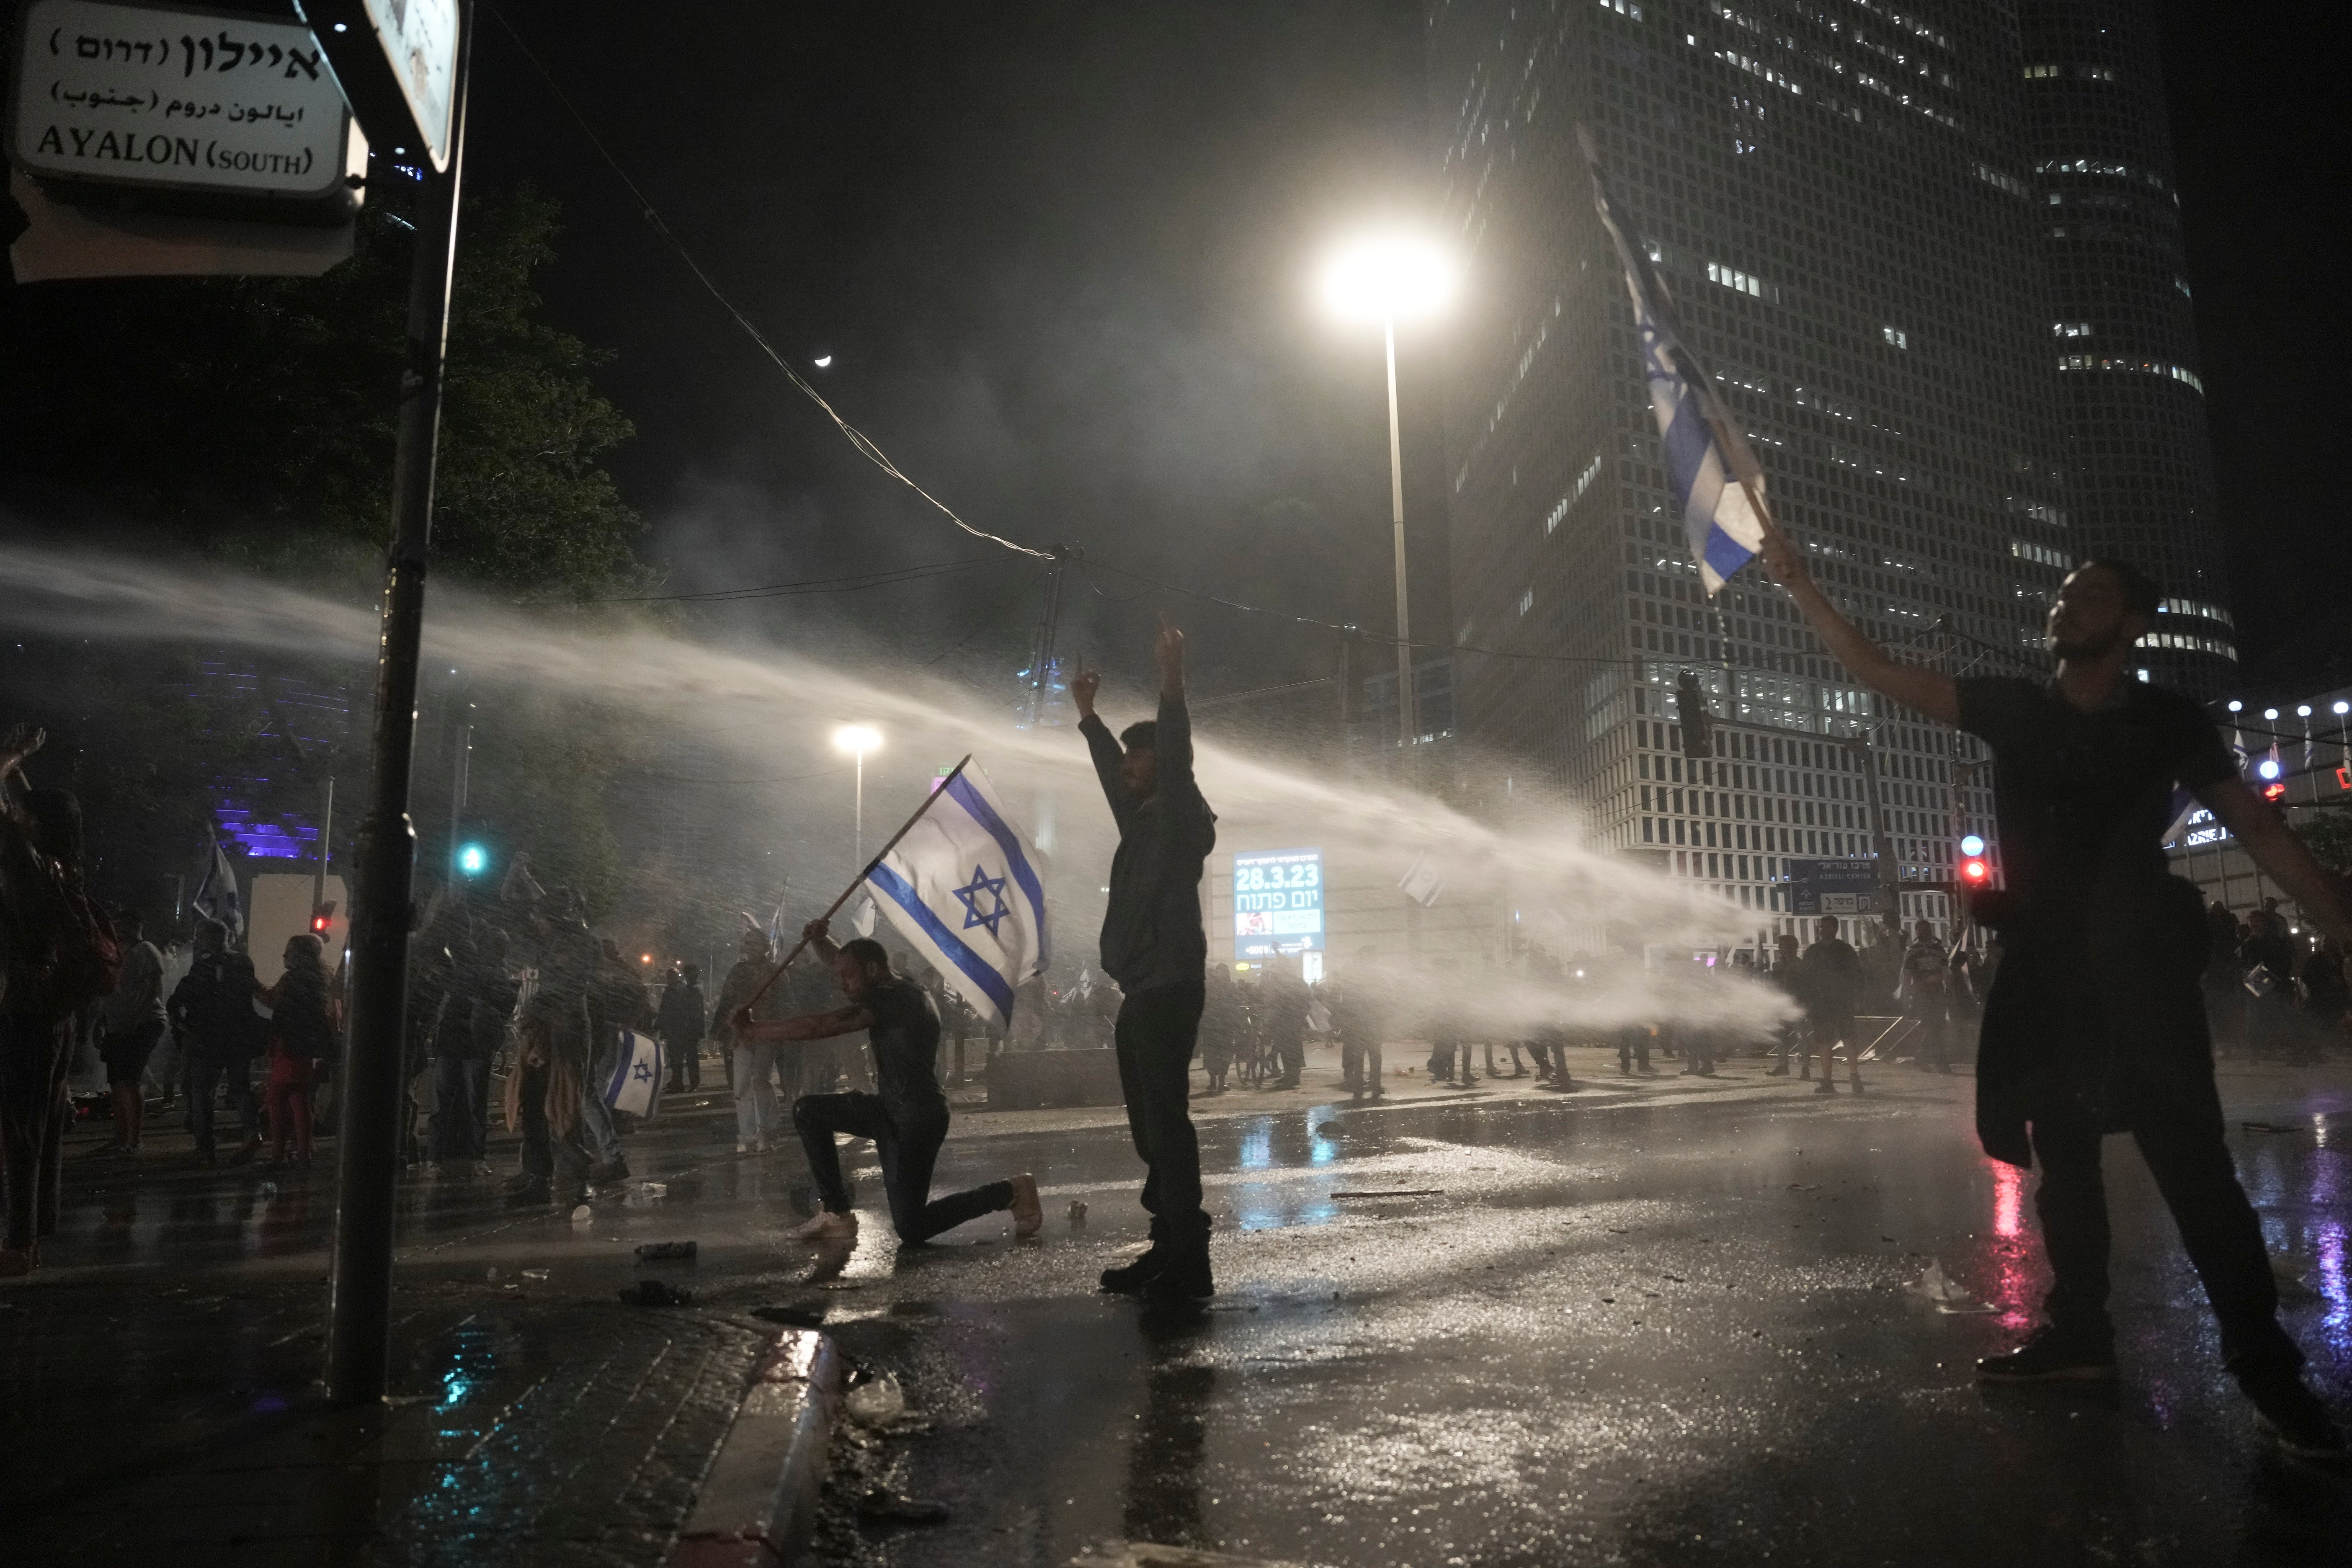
[1585,121,2350,1458]
[1073,614,1219,1302]
[733,921,1041,1246]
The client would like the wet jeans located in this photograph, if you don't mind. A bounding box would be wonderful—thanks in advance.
[517,1055,591,1199]
[187,1047,260,1153]
[1114,981,1206,1235]
[792,1090,1009,1242]
[732,1042,779,1146]
[2028,1065,2298,1373]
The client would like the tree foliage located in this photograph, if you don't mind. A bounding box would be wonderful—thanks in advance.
[0,185,651,918]
[2,183,642,600]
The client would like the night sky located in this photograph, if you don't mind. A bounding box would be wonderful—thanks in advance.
[11,1,2344,696]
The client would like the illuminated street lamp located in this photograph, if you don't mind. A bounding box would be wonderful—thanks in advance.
[833,724,882,865]
[1320,233,1455,756]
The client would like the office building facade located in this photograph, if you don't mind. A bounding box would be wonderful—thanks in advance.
[1426,0,2231,928]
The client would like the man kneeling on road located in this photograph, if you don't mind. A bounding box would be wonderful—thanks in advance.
[734,920,1041,1245]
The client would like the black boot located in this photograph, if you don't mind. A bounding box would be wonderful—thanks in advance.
[1101,1243,1169,1295]
[1140,1234,1215,1302]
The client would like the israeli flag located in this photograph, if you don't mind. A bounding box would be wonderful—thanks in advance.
[191,833,243,939]
[864,762,1048,1029]
[602,1029,665,1119]
[1580,127,1768,596]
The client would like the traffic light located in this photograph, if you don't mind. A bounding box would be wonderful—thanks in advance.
[1958,833,1990,887]
[1675,670,1713,759]
[310,900,338,935]
[454,815,494,879]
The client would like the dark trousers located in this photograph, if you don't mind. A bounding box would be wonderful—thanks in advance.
[1617,1026,1651,1073]
[0,1014,72,1252]
[792,1091,1008,1242]
[517,1057,591,1199]
[188,1047,261,1153]
[666,1034,701,1090]
[2028,1069,2298,1373]
[1115,981,1207,1236]
[433,1053,492,1160]
[1341,1040,1383,1092]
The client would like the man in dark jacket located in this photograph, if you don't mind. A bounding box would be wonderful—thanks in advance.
[1797,914,1864,1092]
[658,962,707,1091]
[169,917,263,1166]
[1073,614,1218,1301]
[1764,533,2352,1458]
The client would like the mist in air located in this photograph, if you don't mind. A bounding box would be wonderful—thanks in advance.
[0,544,1792,1041]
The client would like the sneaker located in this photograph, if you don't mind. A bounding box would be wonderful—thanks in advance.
[736,1142,752,1155]
[791,1210,858,1242]
[1139,1246,1215,1302]
[587,1158,629,1187]
[1814,1080,1836,1096]
[1099,1246,1168,1295]
[1975,1326,2118,1384]
[2237,1367,2350,1461]
[503,1177,551,1207]
[501,1171,543,1195]
[1009,1173,1043,1238]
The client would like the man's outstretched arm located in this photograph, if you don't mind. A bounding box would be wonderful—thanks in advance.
[1756,522,1960,727]
[1070,664,1133,826]
[1150,614,1202,813]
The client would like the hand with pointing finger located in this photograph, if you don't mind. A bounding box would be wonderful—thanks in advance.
[1071,664,1101,721]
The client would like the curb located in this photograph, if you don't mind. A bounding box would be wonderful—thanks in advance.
[668,1328,843,1568]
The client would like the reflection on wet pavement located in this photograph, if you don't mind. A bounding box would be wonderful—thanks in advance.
[9,1066,2352,1565]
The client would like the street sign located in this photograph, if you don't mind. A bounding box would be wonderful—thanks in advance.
[298,0,457,172]
[1233,848,1323,960]
[1787,857,1885,916]
[7,0,364,221]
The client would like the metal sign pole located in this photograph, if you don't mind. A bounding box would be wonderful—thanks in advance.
[325,2,472,1408]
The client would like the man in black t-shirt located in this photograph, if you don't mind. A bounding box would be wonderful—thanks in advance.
[734,919,1042,1246]
[1763,531,2352,1460]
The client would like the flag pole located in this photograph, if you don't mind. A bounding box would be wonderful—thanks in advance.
[741,753,975,1011]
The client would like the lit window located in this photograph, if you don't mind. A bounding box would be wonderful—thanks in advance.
[2052,321,2092,338]
[1881,325,1907,349]
[1518,588,1535,616]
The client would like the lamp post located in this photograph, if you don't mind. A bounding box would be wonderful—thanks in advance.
[833,725,882,868]
[1320,234,1455,758]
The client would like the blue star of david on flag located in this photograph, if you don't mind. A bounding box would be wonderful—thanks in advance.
[861,760,1050,1029]
[952,864,1011,935]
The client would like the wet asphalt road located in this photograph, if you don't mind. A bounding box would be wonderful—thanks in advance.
[8,1047,2352,1567]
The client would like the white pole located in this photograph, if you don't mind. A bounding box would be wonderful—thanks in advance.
[1385,314,1412,756]
[854,747,865,868]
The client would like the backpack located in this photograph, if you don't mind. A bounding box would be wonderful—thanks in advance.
[20,857,122,1014]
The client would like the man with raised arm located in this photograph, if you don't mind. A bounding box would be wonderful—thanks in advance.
[1759,525,2351,1460]
[734,920,1041,1246]
[1072,614,1220,1301]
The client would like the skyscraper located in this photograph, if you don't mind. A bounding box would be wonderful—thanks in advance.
[2023,0,2234,689]
[1426,0,2231,931]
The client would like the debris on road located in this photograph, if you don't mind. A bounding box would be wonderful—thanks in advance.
[1907,1259,1995,1314]
[1068,1199,1088,1226]
[635,1239,699,1262]
[856,1485,949,1523]
[751,1304,827,1328]
[617,1279,695,1307]
[2271,1253,2321,1300]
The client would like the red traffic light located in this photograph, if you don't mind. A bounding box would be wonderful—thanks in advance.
[1960,858,1989,884]
[2262,781,2288,803]
[310,900,338,934]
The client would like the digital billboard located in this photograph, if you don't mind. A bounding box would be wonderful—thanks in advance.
[1233,848,1322,960]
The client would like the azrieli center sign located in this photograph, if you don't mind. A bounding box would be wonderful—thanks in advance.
[7,0,365,223]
